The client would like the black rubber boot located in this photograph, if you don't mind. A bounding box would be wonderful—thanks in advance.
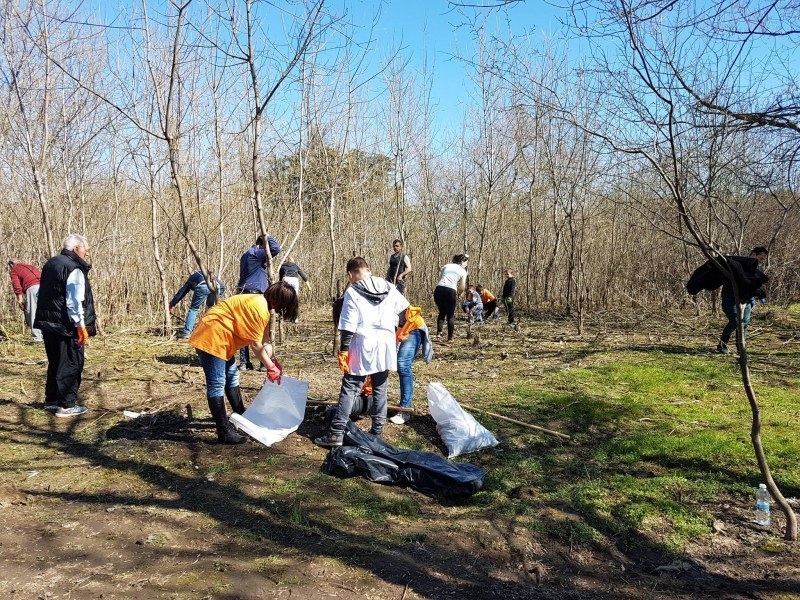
[208,396,245,444]
[225,387,245,415]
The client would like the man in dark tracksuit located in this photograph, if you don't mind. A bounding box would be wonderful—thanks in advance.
[34,234,96,417]
[501,268,516,326]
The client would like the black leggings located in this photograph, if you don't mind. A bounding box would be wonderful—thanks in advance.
[434,285,457,340]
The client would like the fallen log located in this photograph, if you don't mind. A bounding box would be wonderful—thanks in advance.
[460,403,571,441]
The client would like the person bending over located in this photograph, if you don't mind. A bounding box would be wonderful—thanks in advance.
[433,254,468,342]
[190,282,298,444]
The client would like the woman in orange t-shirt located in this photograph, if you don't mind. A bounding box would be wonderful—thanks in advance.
[189,281,298,444]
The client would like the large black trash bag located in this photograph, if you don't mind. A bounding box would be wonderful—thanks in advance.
[322,421,485,498]
[686,255,768,297]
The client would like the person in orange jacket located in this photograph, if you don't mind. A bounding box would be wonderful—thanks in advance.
[475,284,499,320]
[390,306,433,424]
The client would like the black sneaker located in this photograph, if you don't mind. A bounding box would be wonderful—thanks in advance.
[716,342,730,354]
[314,431,344,448]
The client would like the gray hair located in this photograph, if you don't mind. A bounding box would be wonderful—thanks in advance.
[63,233,89,251]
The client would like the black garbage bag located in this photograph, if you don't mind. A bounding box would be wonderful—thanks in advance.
[322,421,485,499]
[686,255,768,297]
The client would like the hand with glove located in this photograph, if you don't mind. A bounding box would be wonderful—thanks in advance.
[76,325,89,347]
[337,350,350,373]
[168,305,174,313]
[304,281,312,291]
[266,363,282,384]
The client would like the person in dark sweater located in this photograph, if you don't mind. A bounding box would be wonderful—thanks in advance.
[501,268,517,326]
[34,234,96,417]
[169,271,226,338]
[279,256,310,322]
[717,247,768,354]
[237,234,281,370]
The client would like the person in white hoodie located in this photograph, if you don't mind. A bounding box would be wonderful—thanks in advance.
[315,257,409,447]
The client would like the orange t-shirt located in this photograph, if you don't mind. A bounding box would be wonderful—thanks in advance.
[189,294,270,360]
[479,289,496,304]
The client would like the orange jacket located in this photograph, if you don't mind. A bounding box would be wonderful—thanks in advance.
[396,306,426,343]
[479,289,496,304]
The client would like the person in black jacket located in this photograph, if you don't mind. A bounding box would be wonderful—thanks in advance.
[34,234,96,417]
[501,268,517,326]
[717,247,768,354]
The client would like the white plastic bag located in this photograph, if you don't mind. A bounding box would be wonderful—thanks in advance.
[229,376,308,447]
[427,382,499,458]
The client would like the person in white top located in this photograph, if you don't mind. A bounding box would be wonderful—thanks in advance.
[433,254,469,342]
[315,257,409,447]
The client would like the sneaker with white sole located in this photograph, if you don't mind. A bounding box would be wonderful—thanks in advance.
[389,413,410,425]
[55,406,88,418]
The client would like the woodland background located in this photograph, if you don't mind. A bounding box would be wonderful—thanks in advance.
[0,0,798,332]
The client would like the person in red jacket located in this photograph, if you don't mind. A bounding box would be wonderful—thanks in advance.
[8,259,43,342]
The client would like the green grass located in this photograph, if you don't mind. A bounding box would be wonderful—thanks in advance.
[469,350,800,553]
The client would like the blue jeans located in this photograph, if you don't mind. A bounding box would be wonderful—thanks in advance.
[183,284,215,335]
[397,330,423,408]
[196,349,240,398]
[720,291,751,344]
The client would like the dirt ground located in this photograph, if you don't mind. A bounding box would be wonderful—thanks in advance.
[0,308,798,600]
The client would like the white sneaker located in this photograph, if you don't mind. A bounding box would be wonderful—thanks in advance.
[55,406,88,418]
[389,413,408,425]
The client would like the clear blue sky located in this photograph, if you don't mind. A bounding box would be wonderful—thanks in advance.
[348,0,568,135]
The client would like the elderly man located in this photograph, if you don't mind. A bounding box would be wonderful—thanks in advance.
[34,234,96,417]
[8,259,43,342]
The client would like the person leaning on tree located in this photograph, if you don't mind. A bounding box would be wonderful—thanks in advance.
[315,257,409,448]
[8,259,43,342]
[386,239,413,296]
[34,234,96,417]
[717,246,769,354]
[169,271,226,339]
[189,282,298,444]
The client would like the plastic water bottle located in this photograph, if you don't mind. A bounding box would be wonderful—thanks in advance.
[755,484,771,526]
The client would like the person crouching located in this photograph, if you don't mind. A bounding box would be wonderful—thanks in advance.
[189,281,298,444]
[315,257,409,447]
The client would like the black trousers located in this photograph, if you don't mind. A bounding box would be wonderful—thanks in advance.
[433,285,457,339]
[482,299,498,318]
[503,297,515,324]
[42,332,84,408]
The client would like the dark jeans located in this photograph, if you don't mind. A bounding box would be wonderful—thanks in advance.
[482,299,498,319]
[395,279,406,296]
[330,371,388,435]
[434,285,457,339]
[503,297,515,324]
[43,332,84,408]
[720,292,751,344]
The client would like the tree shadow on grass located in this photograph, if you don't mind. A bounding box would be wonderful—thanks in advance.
[2,393,798,599]
[105,410,212,443]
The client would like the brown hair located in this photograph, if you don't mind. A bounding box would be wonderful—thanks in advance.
[264,281,299,322]
[346,256,369,274]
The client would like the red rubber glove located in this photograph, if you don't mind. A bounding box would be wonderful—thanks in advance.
[266,364,282,384]
[76,326,89,347]
[168,305,174,313]
[337,350,350,374]
[273,358,283,376]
